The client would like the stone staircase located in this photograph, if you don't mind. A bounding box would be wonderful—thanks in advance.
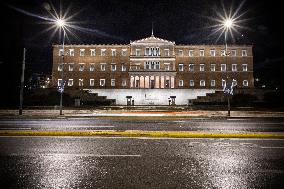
[65,89,116,106]
[193,90,226,104]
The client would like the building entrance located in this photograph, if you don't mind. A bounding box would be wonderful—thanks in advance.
[150,80,155,89]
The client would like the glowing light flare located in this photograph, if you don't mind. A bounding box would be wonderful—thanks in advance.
[56,19,65,27]
[10,2,124,43]
[224,18,233,29]
[206,0,248,43]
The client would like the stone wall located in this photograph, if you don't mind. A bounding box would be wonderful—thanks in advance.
[88,89,215,105]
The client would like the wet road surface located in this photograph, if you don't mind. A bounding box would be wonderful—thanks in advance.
[0,136,284,188]
[0,118,284,132]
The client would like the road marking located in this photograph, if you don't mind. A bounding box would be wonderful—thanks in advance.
[260,146,284,149]
[173,121,186,123]
[0,127,31,130]
[10,153,141,157]
[65,126,114,128]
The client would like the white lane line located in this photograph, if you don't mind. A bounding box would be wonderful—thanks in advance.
[67,126,114,128]
[260,146,284,149]
[0,127,31,130]
[227,119,251,121]
[0,125,114,128]
[10,153,141,157]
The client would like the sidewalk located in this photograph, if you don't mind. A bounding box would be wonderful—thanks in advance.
[1,109,284,118]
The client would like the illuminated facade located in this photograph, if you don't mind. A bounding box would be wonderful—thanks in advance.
[52,34,253,105]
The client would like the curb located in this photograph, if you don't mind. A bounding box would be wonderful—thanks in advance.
[1,130,284,139]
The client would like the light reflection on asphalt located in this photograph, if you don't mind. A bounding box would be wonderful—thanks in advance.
[0,137,283,188]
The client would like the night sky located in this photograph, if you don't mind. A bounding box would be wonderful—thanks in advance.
[0,0,283,105]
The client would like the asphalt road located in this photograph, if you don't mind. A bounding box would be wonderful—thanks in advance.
[0,117,284,133]
[0,136,284,188]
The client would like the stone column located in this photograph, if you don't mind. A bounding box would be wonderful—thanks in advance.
[145,76,149,88]
[140,76,144,88]
[171,76,175,88]
[160,76,164,88]
[130,76,134,88]
[155,75,160,88]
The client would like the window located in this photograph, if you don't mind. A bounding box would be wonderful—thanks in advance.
[100,79,105,86]
[145,62,150,69]
[111,49,116,56]
[145,47,150,56]
[221,50,226,56]
[130,65,140,70]
[111,79,115,86]
[151,62,155,69]
[101,49,106,56]
[242,50,247,56]
[243,80,248,86]
[211,80,215,87]
[231,50,236,56]
[69,49,74,56]
[57,79,63,87]
[79,64,85,71]
[90,49,96,56]
[189,64,194,71]
[136,49,141,56]
[179,64,184,71]
[79,79,84,86]
[156,47,160,56]
[200,80,205,86]
[200,64,205,72]
[221,64,226,72]
[178,50,183,56]
[90,79,95,86]
[111,64,116,71]
[222,79,226,87]
[58,64,63,71]
[164,49,170,56]
[90,64,95,71]
[68,79,73,86]
[80,49,85,56]
[242,64,248,71]
[199,49,204,56]
[145,61,160,70]
[155,62,160,69]
[210,49,216,56]
[100,64,106,71]
[189,80,194,87]
[165,63,170,71]
[189,50,194,57]
[179,80,184,87]
[210,64,216,72]
[232,64,237,72]
[148,47,160,56]
[59,49,64,56]
[68,64,74,71]
[121,64,126,71]
[122,79,127,86]
[122,49,127,56]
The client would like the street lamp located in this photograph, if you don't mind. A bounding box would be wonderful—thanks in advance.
[56,18,66,115]
[223,18,234,116]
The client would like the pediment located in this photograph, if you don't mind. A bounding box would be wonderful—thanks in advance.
[131,35,175,46]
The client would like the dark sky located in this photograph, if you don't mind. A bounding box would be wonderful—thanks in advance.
[0,0,283,102]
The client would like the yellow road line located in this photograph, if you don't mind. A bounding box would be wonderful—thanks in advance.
[0,130,284,139]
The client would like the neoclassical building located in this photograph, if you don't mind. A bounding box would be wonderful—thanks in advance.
[52,34,253,105]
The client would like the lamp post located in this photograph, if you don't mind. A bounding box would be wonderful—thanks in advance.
[56,19,66,115]
[19,48,26,115]
[223,18,233,116]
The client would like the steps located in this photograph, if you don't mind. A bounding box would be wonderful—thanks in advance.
[65,89,116,106]
[193,90,226,104]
